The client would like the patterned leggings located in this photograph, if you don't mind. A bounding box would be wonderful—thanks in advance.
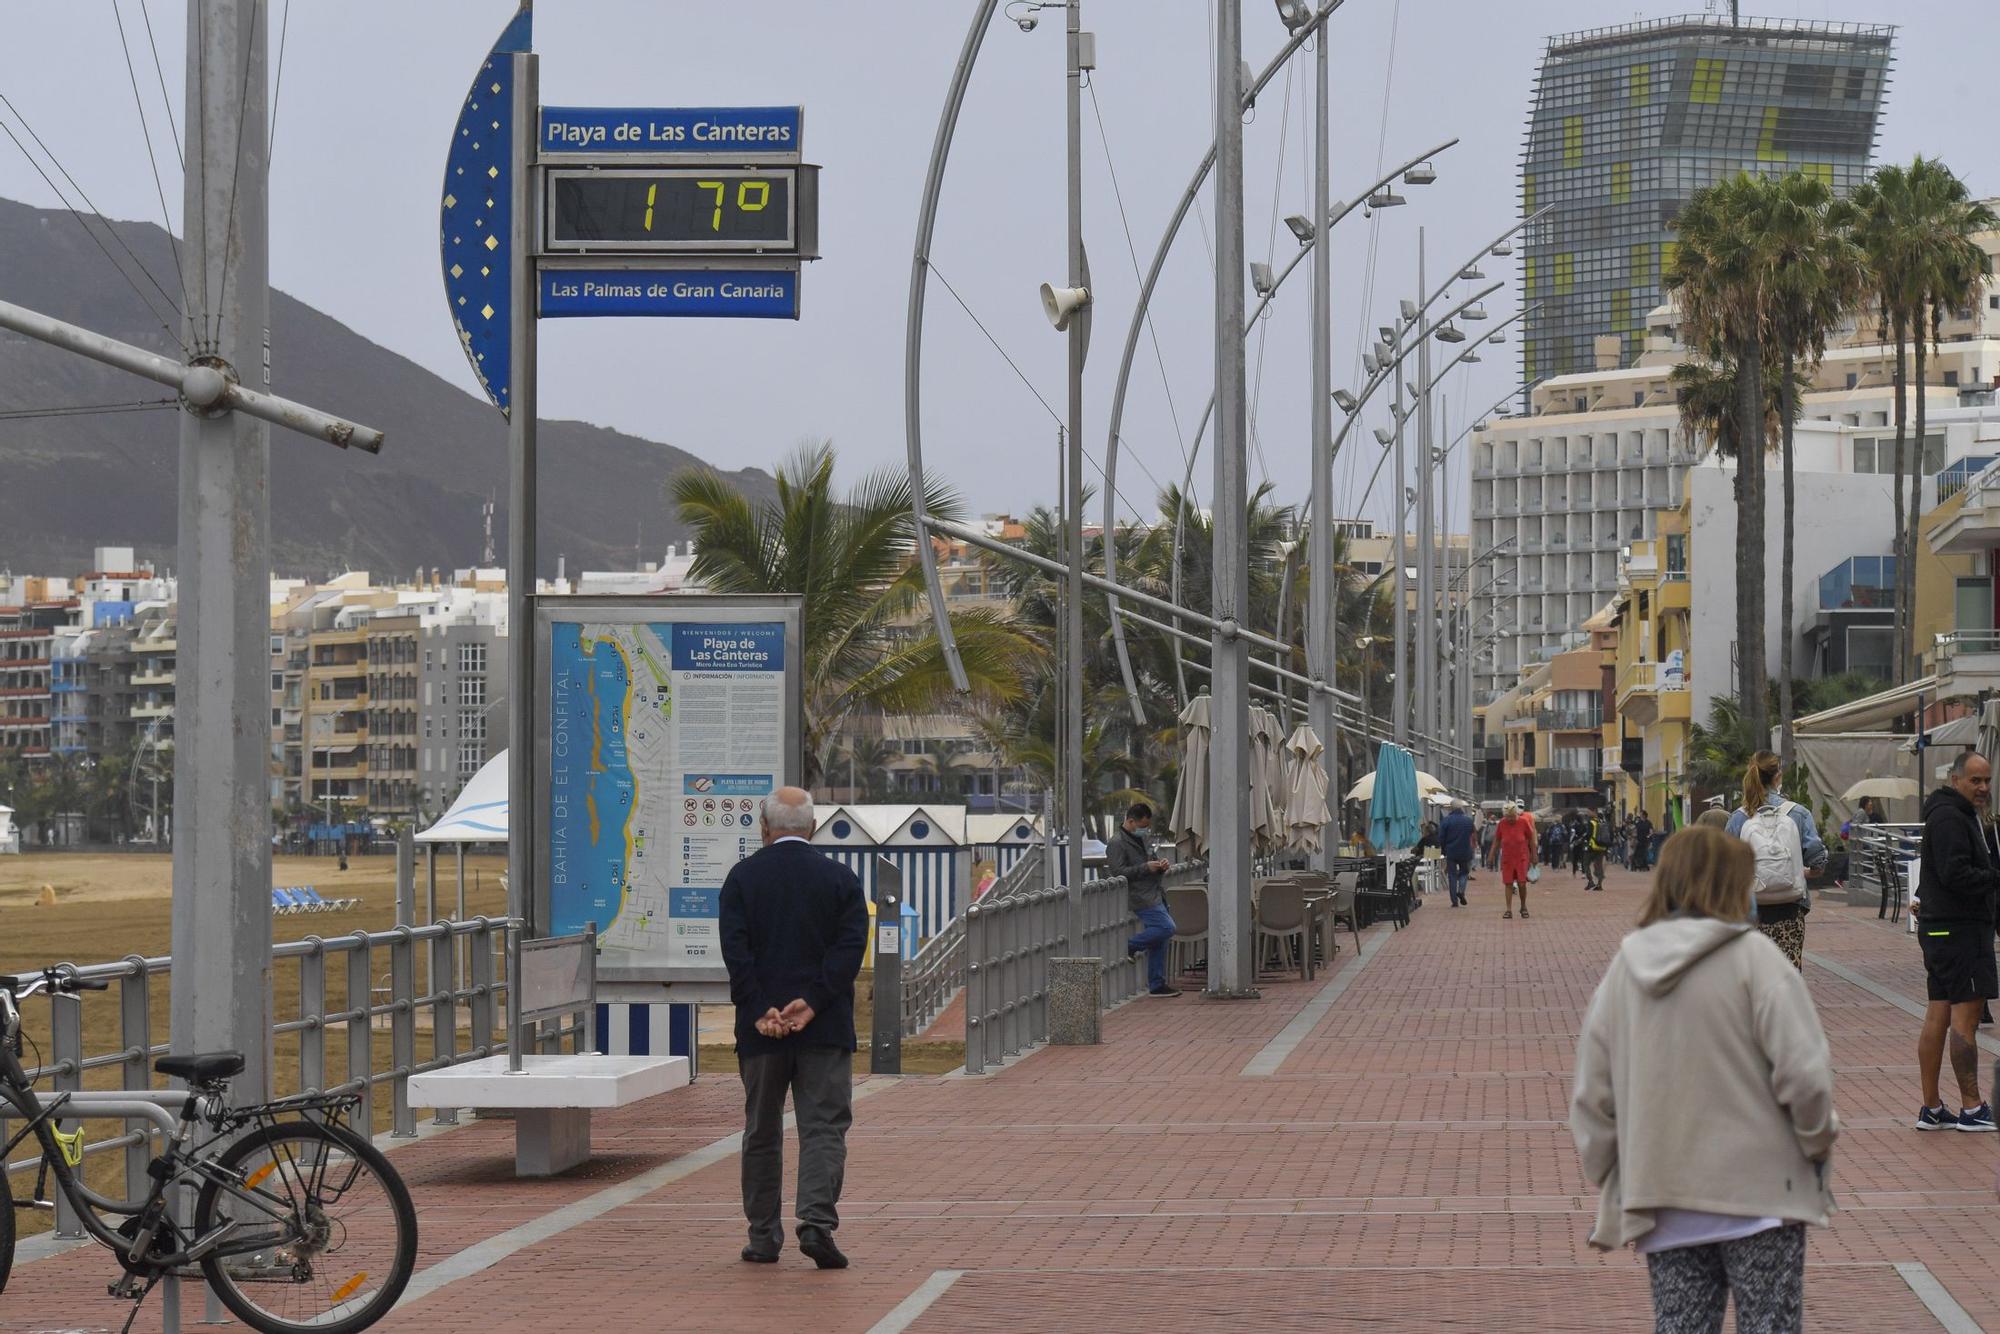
[1646,1224,1805,1334]
[1758,915,1805,971]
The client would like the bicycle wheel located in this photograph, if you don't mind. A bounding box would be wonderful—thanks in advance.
[194,1121,417,1334]
[0,1150,14,1295]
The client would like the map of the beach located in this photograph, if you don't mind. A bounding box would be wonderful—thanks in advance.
[547,620,786,969]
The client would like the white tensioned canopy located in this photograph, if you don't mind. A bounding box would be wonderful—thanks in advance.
[416,750,508,844]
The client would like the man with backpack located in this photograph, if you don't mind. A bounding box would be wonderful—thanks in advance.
[1630,811,1654,871]
[1546,819,1568,870]
[1581,809,1609,891]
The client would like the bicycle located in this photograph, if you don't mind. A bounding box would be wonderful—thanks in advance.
[0,966,418,1333]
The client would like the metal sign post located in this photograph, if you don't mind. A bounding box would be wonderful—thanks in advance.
[870,859,904,1076]
[440,6,822,999]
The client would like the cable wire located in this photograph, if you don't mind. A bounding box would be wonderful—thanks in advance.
[110,0,192,320]
[0,100,187,352]
[212,0,260,352]
[269,0,292,153]
[136,0,180,167]
[1085,80,1191,478]
[0,398,178,421]
[925,258,1164,522]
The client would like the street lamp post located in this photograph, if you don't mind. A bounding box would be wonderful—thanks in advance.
[1209,0,1255,998]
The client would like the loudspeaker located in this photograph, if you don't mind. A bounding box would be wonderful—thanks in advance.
[1040,283,1090,332]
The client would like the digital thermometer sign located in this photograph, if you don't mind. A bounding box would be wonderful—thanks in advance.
[544,168,816,255]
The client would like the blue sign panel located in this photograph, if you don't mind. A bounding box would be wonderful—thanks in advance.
[539,268,799,320]
[440,7,531,418]
[540,106,802,156]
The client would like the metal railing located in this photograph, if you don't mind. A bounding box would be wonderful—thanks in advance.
[1936,629,2000,663]
[1536,708,1604,732]
[1844,823,1921,912]
[898,844,1044,1038]
[3,915,527,1237]
[962,861,1205,1075]
[1534,766,1600,791]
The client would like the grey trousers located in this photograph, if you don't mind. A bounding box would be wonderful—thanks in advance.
[739,1045,853,1250]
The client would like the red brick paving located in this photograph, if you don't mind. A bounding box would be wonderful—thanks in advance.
[3,867,1994,1332]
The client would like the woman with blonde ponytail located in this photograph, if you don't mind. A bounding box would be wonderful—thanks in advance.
[1725,751,1828,969]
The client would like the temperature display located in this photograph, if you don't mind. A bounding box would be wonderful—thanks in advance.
[546,169,796,252]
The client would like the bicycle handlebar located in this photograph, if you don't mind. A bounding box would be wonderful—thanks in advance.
[0,966,111,999]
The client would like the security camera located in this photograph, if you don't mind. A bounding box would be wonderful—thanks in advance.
[1018,14,1038,31]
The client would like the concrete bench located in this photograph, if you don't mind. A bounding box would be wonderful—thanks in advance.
[409,1051,689,1176]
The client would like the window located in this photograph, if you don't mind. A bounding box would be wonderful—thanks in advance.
[1989,295,1999,311]
[424,649,432,671]
[459,643,486,674]
[269,636,284,656]
[1845,372,1858,389]
[458,745,481,779]
[424,717,432,739]
[1853,439,1874,471]
[458,675,485,706]
[459,708,485,742]
[270,673,282,692]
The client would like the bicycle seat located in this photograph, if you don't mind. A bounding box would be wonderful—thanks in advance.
[155,1051,246,1085]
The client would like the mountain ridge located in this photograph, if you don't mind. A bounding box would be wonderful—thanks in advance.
[0,196,776,578]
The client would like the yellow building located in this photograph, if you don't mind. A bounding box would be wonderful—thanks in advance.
[1608,503,1694,825]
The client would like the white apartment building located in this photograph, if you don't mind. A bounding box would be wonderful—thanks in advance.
[1472,220,2000,704]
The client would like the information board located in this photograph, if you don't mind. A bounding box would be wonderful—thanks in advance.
[537,596,803,986]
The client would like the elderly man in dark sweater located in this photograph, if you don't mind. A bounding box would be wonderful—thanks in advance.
[1107,801,1180,997]
[719,786,870,1267]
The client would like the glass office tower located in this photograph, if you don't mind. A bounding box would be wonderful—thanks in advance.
[1520,16,1893,386]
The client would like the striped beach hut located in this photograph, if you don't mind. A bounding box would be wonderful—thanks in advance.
[812,804,970,941]
[967,812,1043,879]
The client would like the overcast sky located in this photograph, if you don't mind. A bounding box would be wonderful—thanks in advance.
[1,1,1991,540]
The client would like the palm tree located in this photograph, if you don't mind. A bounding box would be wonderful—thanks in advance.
[1667,172,1785,743]
[1685,695,1759,804]
[1845,159,1998,678]
[672,441,1043,788]
[1765,172,1866,768]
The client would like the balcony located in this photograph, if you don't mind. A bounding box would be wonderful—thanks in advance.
[1935,629,2000,696]
[1933,461,2000,555]
[1615,659,1691,726]
[131,702,173,720]
[131,670,175,688]
[1535,766,1601,792]
[1537,708,1604,733]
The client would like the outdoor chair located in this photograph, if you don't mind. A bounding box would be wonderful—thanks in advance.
[1327,875,1364,957]
[270,888,299,915]
[1254,881,1308,977]
[1876,846,1907,923]
[1165,884,1208,978]
[1354,858,1413,930]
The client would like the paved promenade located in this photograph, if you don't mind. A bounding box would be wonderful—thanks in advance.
[5,865,1996,1331]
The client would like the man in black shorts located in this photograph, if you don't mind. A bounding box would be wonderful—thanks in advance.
[1914,750,2000,1132]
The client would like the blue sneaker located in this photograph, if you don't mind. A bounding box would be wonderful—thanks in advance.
[1915,1104,1956,1131]
[1956,1103,1997,1132]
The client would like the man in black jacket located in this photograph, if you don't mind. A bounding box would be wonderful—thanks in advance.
[719,787,870,1266]
[1105,801,1179,997]
[1914,751,2000,1132]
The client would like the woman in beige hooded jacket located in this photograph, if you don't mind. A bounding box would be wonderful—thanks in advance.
[1572,826,1839,1333]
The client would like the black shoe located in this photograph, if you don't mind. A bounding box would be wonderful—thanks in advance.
[797,1225,849,1270]
[1149,985,1183,997]
[742,1246,780,1264]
